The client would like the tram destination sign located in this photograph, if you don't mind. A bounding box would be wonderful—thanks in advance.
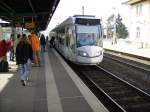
[75,18,100,25]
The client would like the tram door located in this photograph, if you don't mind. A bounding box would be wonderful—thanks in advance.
[65,27,75,61]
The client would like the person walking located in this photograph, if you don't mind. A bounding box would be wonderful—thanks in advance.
[16,34,33,86]
[40,34,46,52]
[50,36,55,48]
[30,32,41,67]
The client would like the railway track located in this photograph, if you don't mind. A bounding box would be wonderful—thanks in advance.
[101,53,150,94]
[104,53,150,72]
[104,49,150,63]
[72,65,150,112]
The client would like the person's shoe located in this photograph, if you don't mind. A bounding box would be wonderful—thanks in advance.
[22,83,25,86]
[22,80,26,86]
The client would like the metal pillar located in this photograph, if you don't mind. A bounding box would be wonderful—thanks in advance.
[22,17,24,35]
[113,14,117,44]
[11,21,16,39]
[82,6,84,15]
[0,23,2,40]
[112,7,117,45]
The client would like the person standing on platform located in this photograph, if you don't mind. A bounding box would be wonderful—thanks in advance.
[0,39,11,61]
[0,39,11,72]
[16,34,33,86]
[27,35,32,45]
[46,36,49,50]
[27,34,33,76]
[40,34,46,52]
[30,32,41,67]
[9,34,15,61]
[50,36,55,48]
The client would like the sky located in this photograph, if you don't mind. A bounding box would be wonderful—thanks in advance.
[42,0,130,36]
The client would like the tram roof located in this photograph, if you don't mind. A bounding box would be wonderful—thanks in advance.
[0,0,60,31]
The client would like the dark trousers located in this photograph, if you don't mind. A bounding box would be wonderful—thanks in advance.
[10,47,14,61]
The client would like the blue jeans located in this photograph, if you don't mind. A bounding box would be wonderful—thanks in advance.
[41,45,46,52]
[20,59,31,80]
[9,47,14,61]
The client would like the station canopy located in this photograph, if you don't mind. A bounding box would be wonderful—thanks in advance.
[0,0,60,31]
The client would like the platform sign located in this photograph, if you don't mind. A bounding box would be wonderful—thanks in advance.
[25,22,35,29]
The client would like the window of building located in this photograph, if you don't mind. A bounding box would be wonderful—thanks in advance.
[136,3,142,16]
[136,27,140,39]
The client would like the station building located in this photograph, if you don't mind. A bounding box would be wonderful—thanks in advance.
[127,0,150,48]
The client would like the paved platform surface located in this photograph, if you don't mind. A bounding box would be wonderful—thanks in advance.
[0,49,109,112]
[0,54,48,112]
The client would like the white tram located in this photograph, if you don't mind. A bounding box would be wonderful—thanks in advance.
[51,15,103,65]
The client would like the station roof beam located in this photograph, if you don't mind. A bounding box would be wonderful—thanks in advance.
[0,0,60,31]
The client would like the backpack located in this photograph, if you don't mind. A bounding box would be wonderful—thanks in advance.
[0,60,9,72]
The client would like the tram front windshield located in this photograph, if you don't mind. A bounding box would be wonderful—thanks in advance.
[76,25,100,47]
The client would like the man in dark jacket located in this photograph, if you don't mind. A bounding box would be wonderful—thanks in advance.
[16,34,33,86]
[40,34,46,52]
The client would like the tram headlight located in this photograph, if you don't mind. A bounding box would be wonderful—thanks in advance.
[94,51,102,57]
[78,50,89,57]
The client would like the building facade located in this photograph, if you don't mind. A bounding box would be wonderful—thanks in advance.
[127,0,150,48]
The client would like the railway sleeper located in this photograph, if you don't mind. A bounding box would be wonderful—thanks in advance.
[108,90,133,95]
[85,71,104,75]
[109,92,140,99]
[94,78,119,82]
[115,97,150,108]
[124,103,150,112]
[96,82,127,87]
[100,86,130,92]
[115,95,146,102]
